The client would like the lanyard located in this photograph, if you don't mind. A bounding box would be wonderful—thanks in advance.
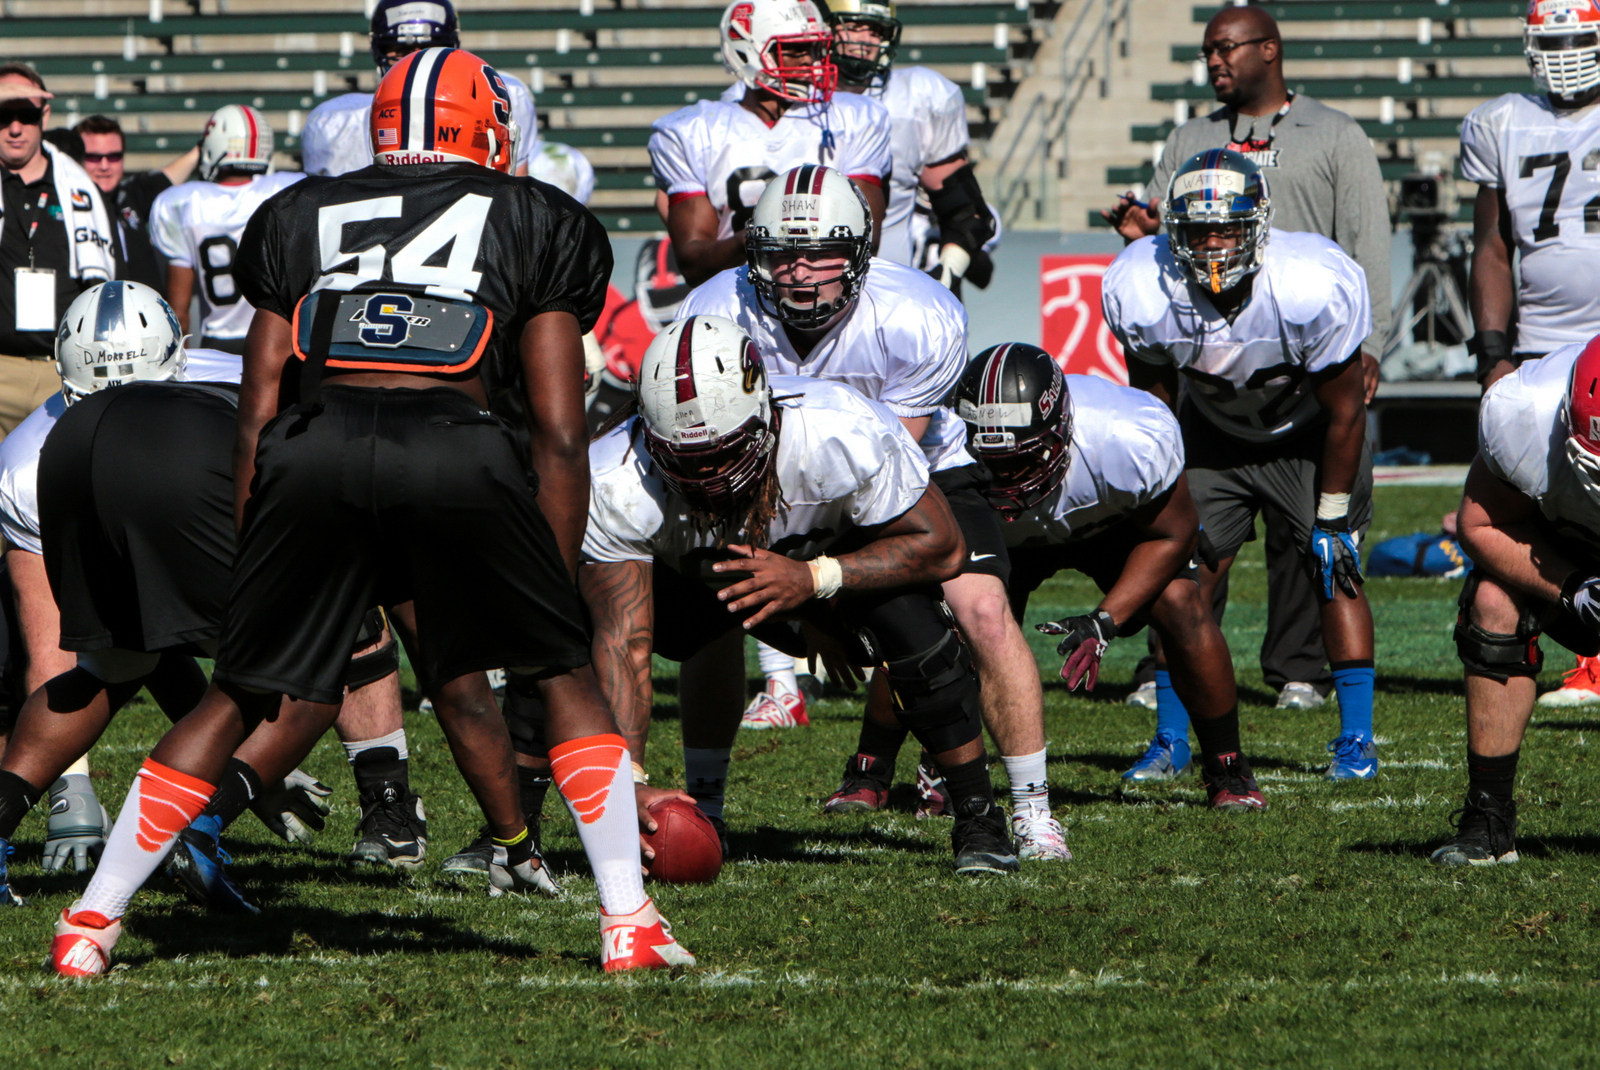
[1229,90,1295,148]
[21,186,51,269]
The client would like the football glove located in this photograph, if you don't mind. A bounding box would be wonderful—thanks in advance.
[1309,516,1363,600]
[42,774,109,874]
[249,768,332,844]
[1036,609,1118,692]
[1561,572,1600,633]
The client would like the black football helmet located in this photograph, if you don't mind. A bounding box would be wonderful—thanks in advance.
[371,0,461,72]
[953,343,1072,519]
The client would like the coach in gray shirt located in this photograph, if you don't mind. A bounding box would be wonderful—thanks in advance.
[1103,5,1391,707]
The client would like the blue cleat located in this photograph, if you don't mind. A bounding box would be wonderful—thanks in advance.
[1122,733,1192,781]
[1325,734,1378,780]
[0,839,23,906]
[166,814,260,915]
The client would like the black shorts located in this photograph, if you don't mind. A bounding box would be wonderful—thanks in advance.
[215,386,590,703]
[933,464,1009,583]
[40,383,238,653]
[1005,520,1196,631]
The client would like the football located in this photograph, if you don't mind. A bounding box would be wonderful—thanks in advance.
[642,798,724,884]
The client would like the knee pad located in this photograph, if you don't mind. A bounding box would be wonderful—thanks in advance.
[874,628,982,754]
[345,608,399,689]
[76,648,160,685]
[1454,570,1542,682]
[503,674,547,758]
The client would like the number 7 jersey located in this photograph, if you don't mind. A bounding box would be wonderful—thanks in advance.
[1460,93,1600,353]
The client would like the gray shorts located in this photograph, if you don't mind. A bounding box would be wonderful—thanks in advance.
[1181,407,1373,561]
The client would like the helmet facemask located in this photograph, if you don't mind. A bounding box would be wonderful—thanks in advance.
[972,417,1072,519]
[748,238,866,331]
[1165,155,1272,295]
[831,14,900,88]
[1528,25,1600,98]
[643,407,780,517]
[756,33,838,102]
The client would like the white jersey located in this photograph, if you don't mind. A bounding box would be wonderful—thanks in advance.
[528,140,595,205]
[874,67,968,266]
[650,93,891,239]
[1000,376,1186,549]
[149,173,306,343]
[584,376,927,570]
[0,349,241,556]
[299,73,539,177]
[1460,94,1600,353]
[1103,229,1370,443]
[1478,343,1600,551]
[679,258,969,472]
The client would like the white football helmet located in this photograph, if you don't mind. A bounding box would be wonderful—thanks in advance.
[746,164,873,330]
[636,315,777,512]
[198,104,273,182]
[55,281,186,404]
[721,0,836,103]
[1526,0,1600,98]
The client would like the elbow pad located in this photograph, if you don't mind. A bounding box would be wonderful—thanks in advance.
[927,163,996,262]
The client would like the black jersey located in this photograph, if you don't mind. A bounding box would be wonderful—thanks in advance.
[235,162,611,400]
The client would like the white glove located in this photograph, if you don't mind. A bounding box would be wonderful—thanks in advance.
[248,768,332,844]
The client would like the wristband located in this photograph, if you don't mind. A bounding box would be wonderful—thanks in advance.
[808,554,843,599]
[1470,330,1511,382]
[631,761,649,785]
[1316,492,1351,522]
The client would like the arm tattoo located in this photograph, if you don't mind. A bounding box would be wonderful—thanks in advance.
[580,561,656,758]
[836,492,962,591]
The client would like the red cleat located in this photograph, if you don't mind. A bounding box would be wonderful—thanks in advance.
[51,907,121,977]
[601,899,696,972]
[1203,753,1268,813]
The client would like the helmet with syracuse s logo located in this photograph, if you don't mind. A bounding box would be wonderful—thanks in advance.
[1565,334,1600,498]
[746,164,873,331]
[954,343,1073,519]
[1526,0,1600,98]
[1163,147,1272,295]
[825,0,901,89]
[721,0,837,104]
[371,0,460,72]
[198,104,273,182]
[635,314,779,514]
[370,48,517,173]
[55,281,186,404]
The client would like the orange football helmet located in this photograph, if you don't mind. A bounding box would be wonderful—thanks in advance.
[370,46,517,172]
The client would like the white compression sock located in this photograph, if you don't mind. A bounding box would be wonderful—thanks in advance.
[77,760,213,921]
[755,640,799,698]
[1002,749,1050,814]
[342,728,408,762]
[683,747,731,821]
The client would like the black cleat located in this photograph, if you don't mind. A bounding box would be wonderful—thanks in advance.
[1431,788,1518,867]
[443,817,543,878]
[951,798,1019,875]
[347,782,427,872]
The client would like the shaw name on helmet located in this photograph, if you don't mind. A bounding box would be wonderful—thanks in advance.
[1164,148,1273,295]
[746,164,873,331]
[371,0,460,72]
[198,105,273,182]
[636,315,778,514]
[722,0,837,103]
[371,47,517,173]
[55,281,186,403]
[954,343,1073,519]
[825,0,901,89]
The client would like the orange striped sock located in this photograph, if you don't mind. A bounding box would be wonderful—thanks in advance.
[77,759,215,922]
[550,734,628,825]
[549,734,646,915]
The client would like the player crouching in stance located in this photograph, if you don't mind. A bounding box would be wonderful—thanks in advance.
[1103,149,1379,781]
[50,48,691,976]
[583,315,1019,874]
[1436,337,1600,865]
[956,344,1265,812]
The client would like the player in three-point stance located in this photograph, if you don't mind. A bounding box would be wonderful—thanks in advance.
[953,343,1265,815]
[581,314,1019,875]
[49,48,692,977]
[1435,337,1600,865]
[1102,148,1379,781]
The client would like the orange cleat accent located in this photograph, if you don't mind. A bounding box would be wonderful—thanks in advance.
[51,908,121,977]
[1538,655,1600,707]
[601,899,696,972]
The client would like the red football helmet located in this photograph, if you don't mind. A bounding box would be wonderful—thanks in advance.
[1568,336,1600,499]
[370,47,517,172]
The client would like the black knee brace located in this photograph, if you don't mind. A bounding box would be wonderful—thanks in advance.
[345,608,399,688]
[872,627,983,754]
[503,674,547,760]
[1454,570,1543,682]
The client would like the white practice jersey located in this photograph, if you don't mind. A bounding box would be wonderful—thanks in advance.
[584,376,928,570]
[875,67,968,266]
[528,140,596,205]
[679,258,969,472]
[1103,229,1370,443]
[1460,94,1600,353]
[1000,376,1186,549]
[1478,343,1600,551]
[299,72,538,178]
[0,349,241,556]
[150,173,306,342]
[651,92,891,240]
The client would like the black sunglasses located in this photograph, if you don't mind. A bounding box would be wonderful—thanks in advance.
[0,104,45,127]
[83,151,124,164]
[1199,36,1272,60]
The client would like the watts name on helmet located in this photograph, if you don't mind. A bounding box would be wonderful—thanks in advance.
[350,293,433,348]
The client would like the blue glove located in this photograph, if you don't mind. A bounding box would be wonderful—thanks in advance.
[1310,516,1363,600]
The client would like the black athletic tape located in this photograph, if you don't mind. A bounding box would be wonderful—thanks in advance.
[1470,330,1511,383]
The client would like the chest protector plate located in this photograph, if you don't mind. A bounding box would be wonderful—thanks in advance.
[292,289,493,374]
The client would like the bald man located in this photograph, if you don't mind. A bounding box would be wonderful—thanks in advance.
[1100,6,1391,719]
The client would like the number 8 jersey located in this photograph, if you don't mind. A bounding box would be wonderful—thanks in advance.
[1460,93,1600,353]
[149,172,306,349]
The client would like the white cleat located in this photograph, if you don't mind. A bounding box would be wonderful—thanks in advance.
[1275,682,1326,710]
[1010,806,1071,861]
[488,846,563,899]
[1124,680,1158,709]
[601,899,696,972]
[740,685,809,729]
[51,907,121,977]
[1537,657,1600,706]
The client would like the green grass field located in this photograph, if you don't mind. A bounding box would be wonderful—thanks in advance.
[2,484,1597,1069]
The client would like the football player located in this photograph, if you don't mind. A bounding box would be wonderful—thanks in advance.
[955,343,1265,813]
[299,0,538,178]
[149,105,304,354]
[649,0,891,286]
[583,314,1018,874]
[50,49,691,976]
[1102,149,1379,780]
[1461,0,1600,707]
[675,166,1065,859]
[1436,335,1600,865]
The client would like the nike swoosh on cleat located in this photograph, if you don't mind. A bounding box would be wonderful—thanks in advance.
[380,837,418,849]
[969,553,995,561]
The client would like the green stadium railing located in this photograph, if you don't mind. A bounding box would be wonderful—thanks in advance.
[1152,75,1528,101]
[1129,116,1467,140]
[1170,37,1523,62]
[1085,201,1472,228]
[1107,156,1457,185]
[1192,2,1522,22]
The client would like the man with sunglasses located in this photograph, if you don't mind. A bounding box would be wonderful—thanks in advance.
[73,115,198,295]
[0,64,115,442]
[1099,6,1391,733]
